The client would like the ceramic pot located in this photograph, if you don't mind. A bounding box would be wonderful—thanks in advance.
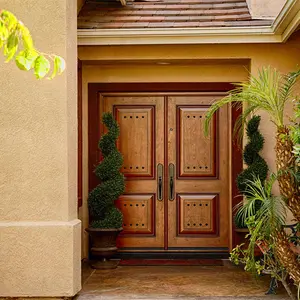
[86,227,123,269]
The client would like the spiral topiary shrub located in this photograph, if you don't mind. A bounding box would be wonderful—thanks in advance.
[234,115,268,228]
[88,112,125,229]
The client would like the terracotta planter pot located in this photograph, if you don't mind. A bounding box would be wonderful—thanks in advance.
[86,227,123,269]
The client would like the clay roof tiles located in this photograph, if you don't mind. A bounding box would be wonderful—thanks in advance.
[78,0,273,29]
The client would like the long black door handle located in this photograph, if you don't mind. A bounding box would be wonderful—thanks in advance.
[169,163,175,201]
[157,163,163,201]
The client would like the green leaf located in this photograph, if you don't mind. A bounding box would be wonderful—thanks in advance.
[49,55,66,79]
[4,32,18,62]
[19,24,34,49]
[0,21,9,43]
[15,49,38,71]
[1,10,18,31]
[34,55,50,79]
[55,55,66,74]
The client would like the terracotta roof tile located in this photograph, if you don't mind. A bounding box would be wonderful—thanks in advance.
[78,0,273,29]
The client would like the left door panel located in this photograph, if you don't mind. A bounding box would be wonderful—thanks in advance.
[100,94,165,250]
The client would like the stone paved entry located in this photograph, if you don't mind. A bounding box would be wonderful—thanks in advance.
[77,262,289,300]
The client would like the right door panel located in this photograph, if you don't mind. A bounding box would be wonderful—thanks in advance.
[167,95,229,249]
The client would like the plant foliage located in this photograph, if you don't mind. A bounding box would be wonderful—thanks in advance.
[88,112,125,229]
[0,9,65,79]
[234,116,268,228]
[204,67,300,289]
[290,99,300,165]
[204,67,300,139]
[237,116,268,192]
[231,175,288,275]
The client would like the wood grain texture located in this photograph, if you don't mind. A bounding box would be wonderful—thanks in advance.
[177,106,217,178]
[177,194,218,236]
[168,95,229,248]
[115,106,155,178]
[87,83,240,252]
[116,194,155,235]
[101,95,165,250]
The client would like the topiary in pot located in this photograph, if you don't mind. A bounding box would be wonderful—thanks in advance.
[86,112,125,269]
[234,115,268,229]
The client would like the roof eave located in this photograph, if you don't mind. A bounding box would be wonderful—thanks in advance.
[272,0,300,41]
[77,0,300,46]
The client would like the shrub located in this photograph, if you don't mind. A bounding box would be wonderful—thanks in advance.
[88,112,125,228]
[234,115,268,228]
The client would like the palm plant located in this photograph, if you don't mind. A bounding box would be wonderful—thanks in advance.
[231,175,299,299]
[205,66,300,284]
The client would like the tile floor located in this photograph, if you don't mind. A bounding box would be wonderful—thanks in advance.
[77,261,290,300]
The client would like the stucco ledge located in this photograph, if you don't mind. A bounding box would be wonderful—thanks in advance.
[0,220,81,298]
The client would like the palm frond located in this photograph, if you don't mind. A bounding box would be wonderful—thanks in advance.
[279,70,300,106]
[259,195,287,233]
[204,67,300,136]
[233,103,260,145]
[236,175,288,235]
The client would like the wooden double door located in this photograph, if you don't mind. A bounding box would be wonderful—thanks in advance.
[99,93,230,252]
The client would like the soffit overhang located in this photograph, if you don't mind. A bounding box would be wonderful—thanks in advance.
[77,0,300,45]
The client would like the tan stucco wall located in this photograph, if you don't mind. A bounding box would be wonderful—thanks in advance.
[246,0,286,18]
[0,0,81,297]
[78,31,300,259]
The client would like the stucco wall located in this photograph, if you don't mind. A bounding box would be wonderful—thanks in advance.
[78,31,300,259]
[0,0,81,296]
[246,0,286,18]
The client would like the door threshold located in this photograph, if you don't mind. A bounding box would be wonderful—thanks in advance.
[113,251,229,260]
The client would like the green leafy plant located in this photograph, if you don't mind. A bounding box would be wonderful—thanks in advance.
[0,10,65,79]
[290,99,300,165]
[230,175,298,299]
[204,67,300,284]
[234,116,268,228]
[88,112,125,228]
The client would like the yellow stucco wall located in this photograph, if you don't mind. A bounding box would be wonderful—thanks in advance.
[78,31,300,259]
[0,0,81,296]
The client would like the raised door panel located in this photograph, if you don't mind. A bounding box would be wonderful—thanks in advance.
[115,106,155,178]
[177,106,217,178]
[100,95,164,250]
[167,95,229,249]
[177,194,218,236]
[116,194,155,235]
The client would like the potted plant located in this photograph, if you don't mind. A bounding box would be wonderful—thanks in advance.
[86,112,125,269]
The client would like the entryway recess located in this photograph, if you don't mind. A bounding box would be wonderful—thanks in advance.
[88,84,235,257]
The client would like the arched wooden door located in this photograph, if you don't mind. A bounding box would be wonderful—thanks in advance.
[96,92,230,253]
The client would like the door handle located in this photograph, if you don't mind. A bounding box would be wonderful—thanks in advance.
[168,163,175,201]
[157,163,163,201]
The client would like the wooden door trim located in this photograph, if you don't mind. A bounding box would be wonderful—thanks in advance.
[164,96,168,250]
[88,82,242,251]
[78,59,82,208]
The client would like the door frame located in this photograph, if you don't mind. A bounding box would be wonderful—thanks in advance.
[87,82,243,257]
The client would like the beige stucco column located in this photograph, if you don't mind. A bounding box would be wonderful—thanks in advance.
[0,0,81,297]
